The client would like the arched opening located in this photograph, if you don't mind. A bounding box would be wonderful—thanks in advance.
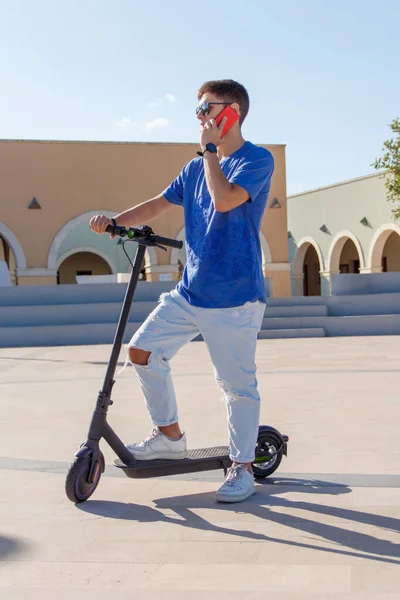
[338,239,361,274]
[368,224,400,273]
[57,252,112,284]
[381,231,400,272]
[0,235,17,285]
[328,232,364,275]
[302,245,321,296]
[292,238,324,296]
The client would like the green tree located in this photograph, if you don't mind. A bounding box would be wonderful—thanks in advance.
[373,118,400,220]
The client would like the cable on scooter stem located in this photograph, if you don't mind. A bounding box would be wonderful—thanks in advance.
[105,224,183,249]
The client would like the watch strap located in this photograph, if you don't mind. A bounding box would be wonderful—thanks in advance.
[197,143,217,157]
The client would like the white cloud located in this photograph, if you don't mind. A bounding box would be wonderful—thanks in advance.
[115,117,136,128]
[165,93,176,103]
[145,117,169,129]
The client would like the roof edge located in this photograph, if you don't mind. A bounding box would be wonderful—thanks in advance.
[0,138,286,148]
[288,171,386,198]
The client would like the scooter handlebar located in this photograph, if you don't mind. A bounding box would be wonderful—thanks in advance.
[152,235,183,249]
[105,224,183,249]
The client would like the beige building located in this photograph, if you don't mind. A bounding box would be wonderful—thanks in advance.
[288,173,400,296]
[0,139,291,297]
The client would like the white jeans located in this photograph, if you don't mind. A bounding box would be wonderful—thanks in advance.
[128,289,265,463]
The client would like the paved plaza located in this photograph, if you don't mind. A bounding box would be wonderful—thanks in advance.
[1,335,399,599]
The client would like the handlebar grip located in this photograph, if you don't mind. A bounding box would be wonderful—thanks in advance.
[105,224,127,236]
[153,236,183,249]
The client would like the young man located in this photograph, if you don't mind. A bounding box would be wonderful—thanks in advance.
[90,79,274,503]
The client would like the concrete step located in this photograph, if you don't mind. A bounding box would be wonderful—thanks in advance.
[3,312,400,349]
[191,328,326,342]
[0,301,329,328]
[266,296,330,307]
[261,314,400,336]
[0,322,326,348]
[264,305,328,318]
[0,322,144,348]
[258,328,326,339]
[265,293,400,317]
[0,301,157,327]
[0,280,176,307]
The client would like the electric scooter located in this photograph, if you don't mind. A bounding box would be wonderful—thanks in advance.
[65,224,289,503]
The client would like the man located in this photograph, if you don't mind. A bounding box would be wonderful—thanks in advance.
[90,79,274,502]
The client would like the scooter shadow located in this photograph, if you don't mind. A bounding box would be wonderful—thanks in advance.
[78,477,400,565]
[0,535,29,560]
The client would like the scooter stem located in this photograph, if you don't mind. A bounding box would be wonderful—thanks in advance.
[102,243,146,396]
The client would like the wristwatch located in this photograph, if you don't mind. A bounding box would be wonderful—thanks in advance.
[197,143,218,157]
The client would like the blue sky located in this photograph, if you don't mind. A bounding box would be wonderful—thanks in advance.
[1,0,399,195]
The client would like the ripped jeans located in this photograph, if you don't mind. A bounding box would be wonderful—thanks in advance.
[127,289,266,463]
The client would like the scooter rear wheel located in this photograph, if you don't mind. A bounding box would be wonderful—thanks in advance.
[252,432,283,479]
[65,452,105,503]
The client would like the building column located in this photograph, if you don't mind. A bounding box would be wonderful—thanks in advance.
[16,268,58,286]
[291,274,303,296]
[359,266,382,274]
[145,264,180,282]
[263,262,291,297]
[319,269,339,296]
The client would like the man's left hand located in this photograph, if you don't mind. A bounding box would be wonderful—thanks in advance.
[200,117,227,148]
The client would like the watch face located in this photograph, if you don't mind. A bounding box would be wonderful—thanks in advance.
[206,143,217,153]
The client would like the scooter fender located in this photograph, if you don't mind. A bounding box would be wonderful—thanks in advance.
[258,425,288,456]
[74,445,93,460]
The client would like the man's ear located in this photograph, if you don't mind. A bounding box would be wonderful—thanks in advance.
[231,102,240,116]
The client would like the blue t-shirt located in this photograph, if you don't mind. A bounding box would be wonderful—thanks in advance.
[163,140,274,308]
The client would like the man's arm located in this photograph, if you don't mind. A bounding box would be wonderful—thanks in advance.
[203,153,249,213]
[89,194,174,235]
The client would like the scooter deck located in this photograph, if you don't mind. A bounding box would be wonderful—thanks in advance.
[114,446,232,479]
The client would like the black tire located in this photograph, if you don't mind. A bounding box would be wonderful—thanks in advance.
[252,432,283,479]
[65,452,105,503]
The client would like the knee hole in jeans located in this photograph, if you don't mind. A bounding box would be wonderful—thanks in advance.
[128,347,151,366]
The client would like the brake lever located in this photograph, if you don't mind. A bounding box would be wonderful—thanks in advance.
[153,242,167,252]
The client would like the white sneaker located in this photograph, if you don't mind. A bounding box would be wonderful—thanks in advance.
[216,464,255,503]
[126,428,187,461]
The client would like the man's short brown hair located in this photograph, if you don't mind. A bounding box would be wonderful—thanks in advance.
[197,79,250,126]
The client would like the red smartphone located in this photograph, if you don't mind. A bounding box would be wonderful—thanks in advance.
[216,105,239,137]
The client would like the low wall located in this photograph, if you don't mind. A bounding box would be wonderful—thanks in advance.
[0,280,177,307]
[331,273,400,296]
[0,278,272,307]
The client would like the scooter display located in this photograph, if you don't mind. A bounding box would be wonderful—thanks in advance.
[65,224,289,503]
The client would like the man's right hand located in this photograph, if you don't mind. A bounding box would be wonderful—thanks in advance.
[89,215,115,239]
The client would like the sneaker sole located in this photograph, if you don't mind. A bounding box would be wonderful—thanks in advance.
[128,450,188,461]
[216,487,256,503]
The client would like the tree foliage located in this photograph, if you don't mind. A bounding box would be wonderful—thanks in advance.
[373,118,400,220]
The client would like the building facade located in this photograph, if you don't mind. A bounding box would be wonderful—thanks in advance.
[0,139,291,296]
[288,173,400,296]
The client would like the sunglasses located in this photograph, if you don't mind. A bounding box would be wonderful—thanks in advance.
[195,102,232,116]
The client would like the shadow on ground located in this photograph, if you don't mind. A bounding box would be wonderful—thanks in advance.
[77,477,400,565]
[0,535,29,560]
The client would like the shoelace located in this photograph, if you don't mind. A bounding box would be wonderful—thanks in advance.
[224,464,248,487]
[141,428,162,446]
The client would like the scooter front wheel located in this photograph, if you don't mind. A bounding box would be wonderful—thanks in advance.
[65,452,105,503]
